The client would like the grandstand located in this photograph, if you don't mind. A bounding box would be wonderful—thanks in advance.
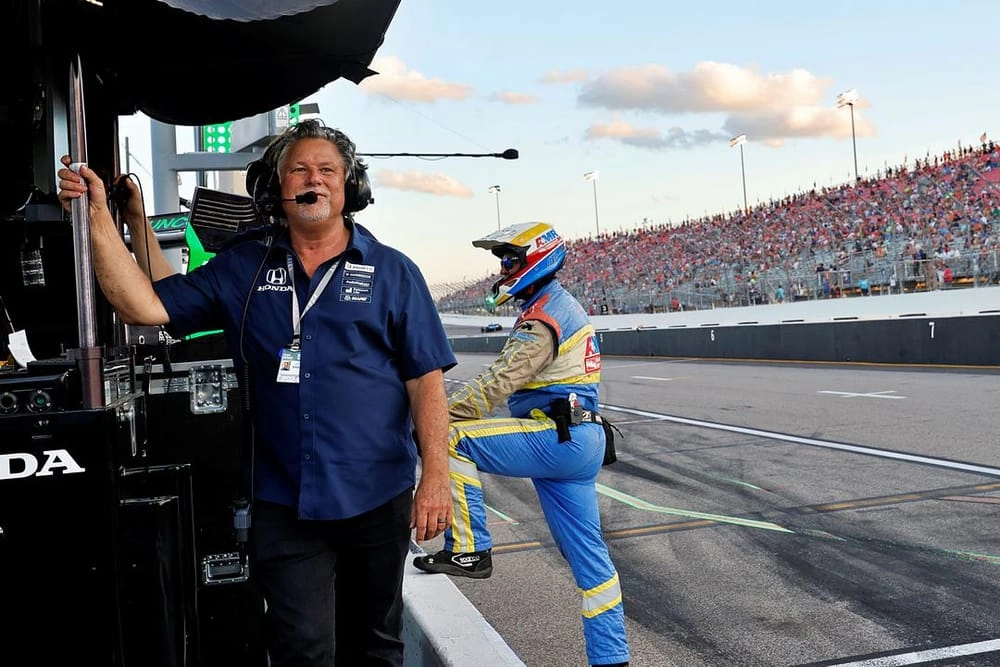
[433,142,1000,316]
[427,277,489,303]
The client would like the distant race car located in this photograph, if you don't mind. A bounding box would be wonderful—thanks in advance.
[480,322,503,333]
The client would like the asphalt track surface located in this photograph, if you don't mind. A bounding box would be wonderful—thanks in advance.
[419,327,1000,667]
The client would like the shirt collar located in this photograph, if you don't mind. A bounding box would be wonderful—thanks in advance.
[272,219,369,263]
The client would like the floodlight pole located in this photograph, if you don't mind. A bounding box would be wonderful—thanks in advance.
[488,185,501,230]
[738,143,748,213]
[591,179,600,236]
[837,89,860,183]
[584,171,600,236]
[729,135,748,213]
[848,103,858,182]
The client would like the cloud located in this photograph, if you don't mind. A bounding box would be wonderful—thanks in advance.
[723,106,876,147]
[539,68,590,84]
[579,61,829,112]
[650,193,678,203]
[585,120,728,150]
[362,56,472,102]
[578,61,875,147]
[374,170,474,198]
[490,91,539,105]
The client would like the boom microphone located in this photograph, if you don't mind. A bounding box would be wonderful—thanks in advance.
[281,191,319,204]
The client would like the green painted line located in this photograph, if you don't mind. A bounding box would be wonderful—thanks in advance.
[943,548,1000,565]
[794,528,848,542]
[485,503,518,524]
[596,483,793,533]
[672,463,766,492]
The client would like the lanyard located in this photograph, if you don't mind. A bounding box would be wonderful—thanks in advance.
[286,253,340,349]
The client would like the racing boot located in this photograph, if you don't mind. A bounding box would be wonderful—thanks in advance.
[413,549,493,579]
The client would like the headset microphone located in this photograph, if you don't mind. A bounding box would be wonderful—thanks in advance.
[281,191,319,204]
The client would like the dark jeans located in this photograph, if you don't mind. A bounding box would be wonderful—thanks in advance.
[249,488,413,667]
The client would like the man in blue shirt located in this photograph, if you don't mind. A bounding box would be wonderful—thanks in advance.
[58,120,456,666]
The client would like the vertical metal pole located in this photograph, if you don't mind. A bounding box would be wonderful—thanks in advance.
[591,179,600,236]
[739,144,748,213]
[67,55,105,408]
[494,191,501,230]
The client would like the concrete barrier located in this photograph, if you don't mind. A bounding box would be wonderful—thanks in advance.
[443,286,1000,366]
[403,542,526,666]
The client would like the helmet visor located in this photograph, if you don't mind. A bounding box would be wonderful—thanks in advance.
[500,252,524,274]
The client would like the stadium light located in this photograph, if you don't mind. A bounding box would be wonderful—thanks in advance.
[729,134,748,213]
[583,171,601,236]
[837,88,860,183]
[488,184,501,230]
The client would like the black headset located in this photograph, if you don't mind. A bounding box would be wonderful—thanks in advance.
[245,125,373,219]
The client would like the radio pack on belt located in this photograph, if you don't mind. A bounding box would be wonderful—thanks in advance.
[548,396,576,442]
[547,395,620,466]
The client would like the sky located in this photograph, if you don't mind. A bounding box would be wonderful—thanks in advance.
[118,0,1000,288]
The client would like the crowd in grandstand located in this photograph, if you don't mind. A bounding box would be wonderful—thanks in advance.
[435,141,1000,316]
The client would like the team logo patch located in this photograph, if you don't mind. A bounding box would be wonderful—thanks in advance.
[258,266,293,292]
[584,335,601,372]
[340,262,375,303]
[266,268,287,285]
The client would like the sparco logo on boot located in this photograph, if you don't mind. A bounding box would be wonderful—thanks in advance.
[0,449,86,481]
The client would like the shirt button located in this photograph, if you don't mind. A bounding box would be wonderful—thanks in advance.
[304,453,311,460]
[305,335,313,340]
[303,413,310,420]
[304,372,311,379]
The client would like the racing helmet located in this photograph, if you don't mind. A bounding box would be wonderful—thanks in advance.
[473,222,566,306]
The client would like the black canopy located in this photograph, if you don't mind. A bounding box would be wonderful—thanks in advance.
[43,0,401,125]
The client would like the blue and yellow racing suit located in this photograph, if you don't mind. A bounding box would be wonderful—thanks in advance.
[444,278,630,666]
